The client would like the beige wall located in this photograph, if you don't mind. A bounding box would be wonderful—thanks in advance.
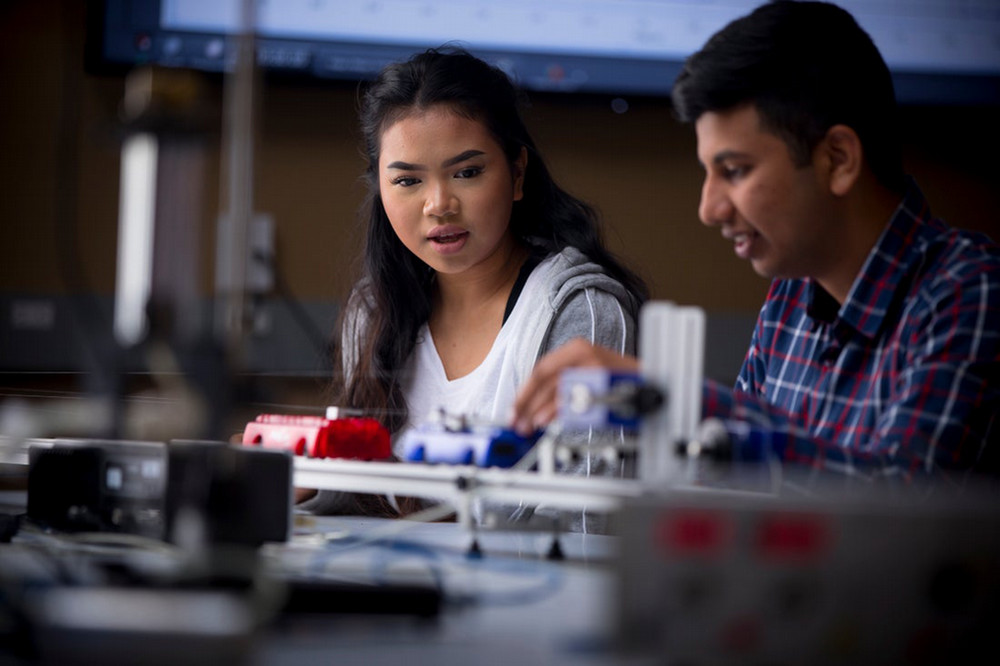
[3,0,999,318]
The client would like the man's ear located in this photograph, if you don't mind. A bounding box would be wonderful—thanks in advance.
[820,124,863,197]
[513,146,528,201]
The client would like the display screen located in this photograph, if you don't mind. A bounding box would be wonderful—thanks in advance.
[90,0,1000,104]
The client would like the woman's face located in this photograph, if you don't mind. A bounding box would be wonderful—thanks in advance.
[377,105,526,278]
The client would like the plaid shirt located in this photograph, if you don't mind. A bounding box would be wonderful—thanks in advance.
[704,182,1000,481]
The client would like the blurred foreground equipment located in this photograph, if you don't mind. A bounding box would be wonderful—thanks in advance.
[616,486,1000,665]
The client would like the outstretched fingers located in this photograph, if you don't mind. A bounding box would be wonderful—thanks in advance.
[512,339,638,434]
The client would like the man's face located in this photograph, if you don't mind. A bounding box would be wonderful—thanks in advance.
[695,104,838,281]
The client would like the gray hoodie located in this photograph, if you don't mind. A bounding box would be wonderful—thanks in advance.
[299,246,640,520]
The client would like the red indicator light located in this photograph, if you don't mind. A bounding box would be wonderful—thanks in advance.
[656,510,728,557]
[757,513,828,561]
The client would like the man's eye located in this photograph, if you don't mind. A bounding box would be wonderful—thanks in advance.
[723,165,749,180]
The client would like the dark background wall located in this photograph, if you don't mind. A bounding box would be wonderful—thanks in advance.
[2,0,999,414]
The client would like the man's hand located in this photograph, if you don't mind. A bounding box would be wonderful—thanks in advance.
[511,338,639,435]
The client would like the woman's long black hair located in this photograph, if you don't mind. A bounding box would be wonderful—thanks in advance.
[334,47,648,433]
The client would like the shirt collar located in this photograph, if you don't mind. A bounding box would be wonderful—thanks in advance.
[808,179,932,340]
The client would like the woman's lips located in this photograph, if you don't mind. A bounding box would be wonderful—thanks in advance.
[427,227,469,254]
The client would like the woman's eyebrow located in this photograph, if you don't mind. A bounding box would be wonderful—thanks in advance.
[386,159,421,170]
[385,149,486,171]
[442,149,485,168]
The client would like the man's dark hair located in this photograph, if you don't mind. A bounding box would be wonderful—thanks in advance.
[671,1,906,192]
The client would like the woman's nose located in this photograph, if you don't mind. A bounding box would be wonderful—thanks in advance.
[423,181,458,218]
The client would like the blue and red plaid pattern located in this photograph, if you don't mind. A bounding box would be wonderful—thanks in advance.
[704,181,1000,482]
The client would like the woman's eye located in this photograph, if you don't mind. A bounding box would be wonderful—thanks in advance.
[391,176,419,187]
[455,166,483,179]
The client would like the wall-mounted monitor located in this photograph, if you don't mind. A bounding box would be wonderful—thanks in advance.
[89,0,1000,104]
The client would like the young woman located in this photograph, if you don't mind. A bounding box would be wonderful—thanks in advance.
[299,48,647,515]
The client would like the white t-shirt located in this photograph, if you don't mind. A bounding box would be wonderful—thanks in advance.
[299,247,639,521]
[400,255,548,443]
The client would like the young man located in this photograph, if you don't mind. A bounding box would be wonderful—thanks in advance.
[512,1,1000,481]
